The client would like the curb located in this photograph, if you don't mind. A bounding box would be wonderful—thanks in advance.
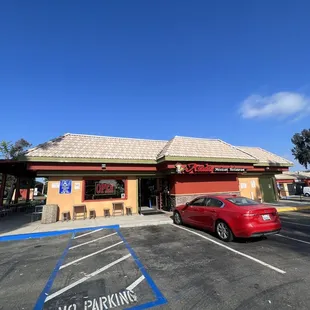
[0,225,120,242]
[276,206,310,213]
[120,219,173,228]
[0,220,174,242]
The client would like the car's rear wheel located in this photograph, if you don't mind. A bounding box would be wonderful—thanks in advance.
[305,193,310,197]
[173,211,182,225]
[216,221,233,242]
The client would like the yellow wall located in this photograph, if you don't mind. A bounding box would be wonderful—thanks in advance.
[238,176,262,201]
[47,176,138,219]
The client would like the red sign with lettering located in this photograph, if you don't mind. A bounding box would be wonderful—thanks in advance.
[183,163,213,174]
[176,163,247,174]
[95,183,115,195]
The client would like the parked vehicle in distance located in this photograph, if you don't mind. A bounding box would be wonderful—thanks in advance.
[303,187,310,197]
[173,195,281,242]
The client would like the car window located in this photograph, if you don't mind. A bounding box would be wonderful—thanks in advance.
[190,197,206,206]
[206,198,223,208]
[226,197,260,206]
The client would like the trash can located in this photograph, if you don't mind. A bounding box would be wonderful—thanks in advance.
[41,204,58,224]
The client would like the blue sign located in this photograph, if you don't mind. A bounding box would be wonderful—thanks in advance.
[59,180,72,194]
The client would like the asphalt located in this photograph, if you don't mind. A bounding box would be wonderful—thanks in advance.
[0,234,70,310]
[1,212,310,309]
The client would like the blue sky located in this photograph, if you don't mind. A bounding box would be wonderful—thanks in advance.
[1,1,309,170]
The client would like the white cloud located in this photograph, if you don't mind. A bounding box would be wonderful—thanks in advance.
[239,92,310,119]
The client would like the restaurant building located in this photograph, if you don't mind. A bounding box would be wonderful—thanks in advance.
[275,171,310,197]
[0,133,293,219]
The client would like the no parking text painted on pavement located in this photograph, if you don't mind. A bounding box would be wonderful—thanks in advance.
[0,225,167,310]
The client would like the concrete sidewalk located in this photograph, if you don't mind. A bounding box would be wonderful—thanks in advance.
[264,200,310,213]
[0,213,173,238]
[276,205,310,213]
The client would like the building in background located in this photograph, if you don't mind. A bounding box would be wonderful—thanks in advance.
[275,171,310,197]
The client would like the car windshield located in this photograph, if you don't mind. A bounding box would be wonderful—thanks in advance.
[226,197,260,206]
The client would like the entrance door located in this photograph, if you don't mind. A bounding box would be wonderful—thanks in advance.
[138,178,158,213]
[259,177,276,202]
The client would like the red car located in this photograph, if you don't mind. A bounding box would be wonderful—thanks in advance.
[173,195,281,242]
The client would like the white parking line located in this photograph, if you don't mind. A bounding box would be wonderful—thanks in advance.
[70,232,117,250]
[281,220,310,227]
[126,275,145,291]
[173,224,286,274]
[277,234,310,245]
[74,229,104,239]
[60,241,124,269]
[45,254,132,302]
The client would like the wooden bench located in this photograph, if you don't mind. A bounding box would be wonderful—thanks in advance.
[112,203,124,216]
[72,204,86,220]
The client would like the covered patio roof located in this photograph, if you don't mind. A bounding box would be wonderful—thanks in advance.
[0,160,36,178]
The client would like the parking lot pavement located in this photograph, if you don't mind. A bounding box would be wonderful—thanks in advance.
[121,220,310,309]
[43,228,164,310]
[2,212,310,310]
[0,234,70,310]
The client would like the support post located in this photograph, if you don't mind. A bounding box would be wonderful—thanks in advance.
[14,177,20,204]
[26,178,31,202]
[0,173,7,207]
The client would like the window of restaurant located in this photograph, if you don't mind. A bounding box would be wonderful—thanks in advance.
[84,179,126,201]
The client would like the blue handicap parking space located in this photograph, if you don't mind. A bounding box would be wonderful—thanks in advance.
[29,227,167,310]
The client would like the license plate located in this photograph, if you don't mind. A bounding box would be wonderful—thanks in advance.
[262,214,271,221]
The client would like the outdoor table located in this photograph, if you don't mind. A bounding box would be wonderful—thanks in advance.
[72,204,86,220]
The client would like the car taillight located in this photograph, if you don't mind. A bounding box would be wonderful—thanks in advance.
[272,210,279,217]
[243,213,256,217]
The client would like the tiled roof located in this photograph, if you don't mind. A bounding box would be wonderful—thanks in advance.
[24,133,292,166]
[157,136,256,161]
[25,134,167,161]
[236,146,293,166]
[274,174,296,180]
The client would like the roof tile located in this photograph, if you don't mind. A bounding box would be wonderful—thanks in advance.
[157,136,255,161]
[236,146,293,165]
[26,134,167,161]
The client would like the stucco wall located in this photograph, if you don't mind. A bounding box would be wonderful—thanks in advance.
[47,176,138,219]
[238,176,262,201]
[170,174,239,195]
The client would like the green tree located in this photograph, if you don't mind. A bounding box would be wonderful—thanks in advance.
[0,139,32,203]
[291,129,310,169]
[0,139,31,160]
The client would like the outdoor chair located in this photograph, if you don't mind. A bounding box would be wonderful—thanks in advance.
[103,208,111,217]
[61,211,70,222]
[125,206,132,215]
[89,209,96,219]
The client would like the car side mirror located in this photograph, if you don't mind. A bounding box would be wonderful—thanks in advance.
[185,202,189,206]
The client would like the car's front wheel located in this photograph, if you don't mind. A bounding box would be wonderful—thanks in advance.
[173,211,183,225]
[305,193,310,197]
[216,221,233,242]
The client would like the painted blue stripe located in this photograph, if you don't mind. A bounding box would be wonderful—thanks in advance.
[0,225,120,242]
[33,232,75,310]
[117,230,167,310]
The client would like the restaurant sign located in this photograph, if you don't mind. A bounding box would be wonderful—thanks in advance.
[176,163,246,174]
[95,182,115,195]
